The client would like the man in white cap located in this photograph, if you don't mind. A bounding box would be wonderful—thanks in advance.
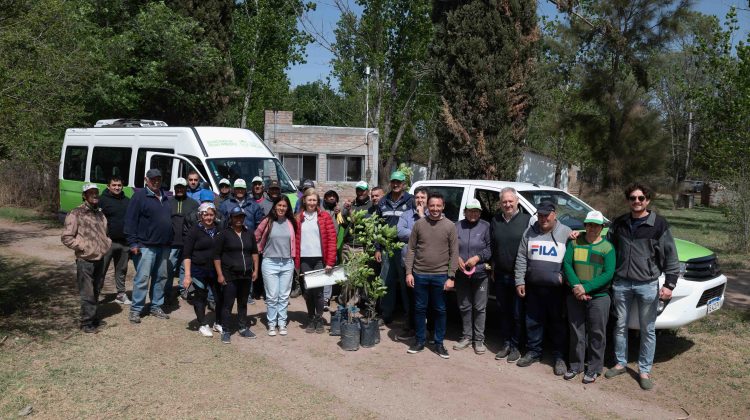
[251,176,273,216]
[61,183,112,333]
[218,178,266,232]
[124,168,174,323]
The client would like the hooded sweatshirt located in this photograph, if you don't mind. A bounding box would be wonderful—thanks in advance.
[455,219,492,274]
[514,220,572,287]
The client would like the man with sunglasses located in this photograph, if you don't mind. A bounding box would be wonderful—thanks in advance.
[604,183,679,391]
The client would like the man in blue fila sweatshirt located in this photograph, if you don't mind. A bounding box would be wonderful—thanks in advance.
[514,201,572,376]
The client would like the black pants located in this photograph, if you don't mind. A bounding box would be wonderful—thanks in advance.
[525,285,567,360]
[301,257,325,318]
[76,258,105,327]
[191,287,210,325]
[220,272,252,330]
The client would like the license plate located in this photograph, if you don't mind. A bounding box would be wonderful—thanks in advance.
[707,297,722,314]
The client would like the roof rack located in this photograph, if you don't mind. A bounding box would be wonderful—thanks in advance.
[94,119,168,128]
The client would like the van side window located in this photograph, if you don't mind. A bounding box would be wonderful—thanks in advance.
[425,186,464,222]
[63,146,88,181]
[90,147,132,185]
[178,154,209,183]
[135,148,173,188]
[474,189,499,222]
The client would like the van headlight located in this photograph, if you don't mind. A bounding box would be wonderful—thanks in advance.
[679,262,687,276]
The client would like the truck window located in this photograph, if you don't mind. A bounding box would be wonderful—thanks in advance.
[63,146,88,181]
[425,185,464,222]
[135,148,173,188]
[179,154,209,182]
[474,189,499,222]
[90,147,132,185]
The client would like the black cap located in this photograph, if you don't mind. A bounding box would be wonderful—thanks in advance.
[536,201,556,215]
[145,168,162,179]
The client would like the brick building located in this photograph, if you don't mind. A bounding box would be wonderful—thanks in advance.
[263,110,379,200]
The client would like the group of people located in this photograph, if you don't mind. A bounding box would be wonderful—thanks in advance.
[61,168,678,391]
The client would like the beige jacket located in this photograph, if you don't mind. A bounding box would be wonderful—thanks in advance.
[61,203,112,261]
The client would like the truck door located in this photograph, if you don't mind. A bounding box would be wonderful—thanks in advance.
[144,152,207,192]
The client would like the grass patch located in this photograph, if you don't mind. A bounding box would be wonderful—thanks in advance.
[0,206,60,227]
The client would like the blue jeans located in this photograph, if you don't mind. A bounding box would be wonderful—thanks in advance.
[380,252,409,324]
[261,257,295,328]
[130,246,170,315]
[165,247,185,296]
[413,273,448,345]
[613,278,659,374]
[495,272,524,349]
[525,285,566,360]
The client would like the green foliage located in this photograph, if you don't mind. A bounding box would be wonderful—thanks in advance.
[339,210,401,319]
[431,0,539,181]
[288,81,350,126]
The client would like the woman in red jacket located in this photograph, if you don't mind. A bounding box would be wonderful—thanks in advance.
[297,188,337,333]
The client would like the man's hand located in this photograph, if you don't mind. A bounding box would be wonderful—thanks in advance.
[516,284,526,298]
[659,286,673,301]
[252,271,258,282]
[569,230,580,240]
[343,199,352,210]
[334,206,340,215]
[444,278,454,291]
[374,250,382,263]
[572,284,586,298]
[406,274,415,288]
[217,274,226,285]
[416,203,425,218]
[130,247,140,255]
[183,276,192,289]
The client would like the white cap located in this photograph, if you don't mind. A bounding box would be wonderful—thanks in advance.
[233,179,247,189]
[465,198,482,210]
[82,183,99,192]
[584,210,605,225]
[219,178,231,186]
[251,176,264,184]
[174,177,187,187]
[355,180,369,190]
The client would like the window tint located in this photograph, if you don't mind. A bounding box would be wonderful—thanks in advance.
[63,146,88,181]
[90,147,132,185]
[426,185,464,222]
[474,189,499,222]
[135,148,173,188]
[328,155,363,182]
[519,190,598,230]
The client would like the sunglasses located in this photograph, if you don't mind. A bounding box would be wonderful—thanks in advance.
[628,195,647,202]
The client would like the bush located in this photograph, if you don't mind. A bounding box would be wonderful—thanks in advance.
[0,161,58,212]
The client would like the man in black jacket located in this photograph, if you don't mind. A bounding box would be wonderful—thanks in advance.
[166,177,199,301]
[99,176,131,305]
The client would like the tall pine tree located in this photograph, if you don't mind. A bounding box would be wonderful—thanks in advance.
[431,0,539,180]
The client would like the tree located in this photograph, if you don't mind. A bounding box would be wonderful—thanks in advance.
[288,81,350,126]
[229,0,313,132]
[330,0,434,186]
[558,0,693,188]
[431,0,539,180]
[0,0,102,162]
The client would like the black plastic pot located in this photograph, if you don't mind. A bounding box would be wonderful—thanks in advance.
[329,308,345,336]
[359,318,380,348]
[339,320,360,351]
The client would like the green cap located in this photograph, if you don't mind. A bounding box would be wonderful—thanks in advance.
[390,171,406,182]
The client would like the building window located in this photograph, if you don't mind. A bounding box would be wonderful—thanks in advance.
[327,155,363,182]
[282,154,317,181]
[90,147,132,185]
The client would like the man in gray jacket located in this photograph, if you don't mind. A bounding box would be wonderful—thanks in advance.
[604,183,679,391]
[514,201,572,375]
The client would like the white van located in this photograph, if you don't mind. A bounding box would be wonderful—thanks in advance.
[411,179,727,329]
[58,119,298,212]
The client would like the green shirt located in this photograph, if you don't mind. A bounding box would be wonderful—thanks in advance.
[563,236,616,297]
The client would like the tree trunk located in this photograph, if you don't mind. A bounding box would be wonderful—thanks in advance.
[239,0,260,129]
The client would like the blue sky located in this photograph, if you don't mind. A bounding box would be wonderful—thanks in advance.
[287,0,750,88]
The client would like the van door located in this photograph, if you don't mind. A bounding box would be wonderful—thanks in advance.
[144,152,206,192]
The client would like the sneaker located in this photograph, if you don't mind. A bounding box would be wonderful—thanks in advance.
[507,348,521,363]
[268,327,277,337]
[81,324,98,334]
[248,297,256,305]
[473,341,486,355]
[315,318,325,334]
[435,344,450,359]
[396,329,416,341]
[199,325,213,337]
[582,372,599,384]
[494,344,511,360]
[279,325,288,336]
[115,293,132,305]
[453,338,472,351]
[516,353,540,367]
[563,370,581,381]
[554,359,567,376]
[221,331,231,344]
[305,318,316,334]
[239,328,256,339]
[150,307,170,319]
[407,343,425,354]
[604,365,627,379]
[639,375,654,390]
[129,312,141,324]
[213,323,223,334]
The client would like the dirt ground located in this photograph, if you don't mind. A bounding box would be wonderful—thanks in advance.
[1,218,748,419]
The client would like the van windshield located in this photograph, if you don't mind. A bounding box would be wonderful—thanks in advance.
[519,190,607,230]
[206,158,296,193]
